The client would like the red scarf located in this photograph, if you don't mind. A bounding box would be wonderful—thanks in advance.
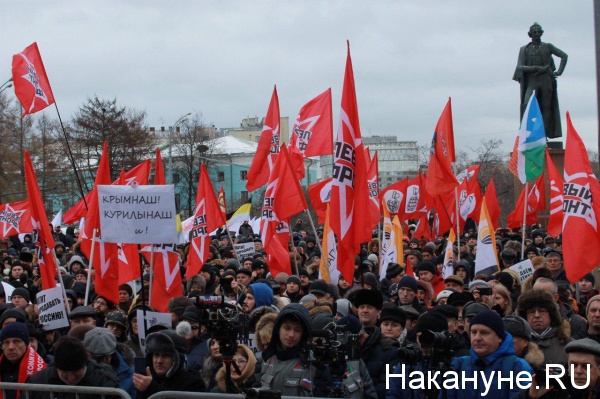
[0,346,46,399]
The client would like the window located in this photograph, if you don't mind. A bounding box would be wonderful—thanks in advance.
[175,194,181,213]
[173,173,180,184]
[217,172,225,182]
[241,191,249,203]
[240,170,248,180]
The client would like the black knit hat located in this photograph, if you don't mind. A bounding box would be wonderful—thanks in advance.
[287,275,301,286]
[471,309,505,340]
[54,336,89,371]
[251,260,266,271]
[0,321,29,346]
[118,284,133,297]
[397,276,418,293]
[11,287,30,303]
[581,273,596,285]
[416,261,436,274]
[309,280,330,296]
[385,263,404,279]
[236,268,252,278]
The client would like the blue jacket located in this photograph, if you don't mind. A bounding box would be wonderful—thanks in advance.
[113,350,135,398]
[186,333,210,373]
[447,333,533,399]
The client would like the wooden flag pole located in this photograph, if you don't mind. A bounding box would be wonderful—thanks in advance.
[521,182,529,260]
[84,228,97,306]
[304,209,324,258]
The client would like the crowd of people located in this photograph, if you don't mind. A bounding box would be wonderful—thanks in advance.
[0,221,598,399]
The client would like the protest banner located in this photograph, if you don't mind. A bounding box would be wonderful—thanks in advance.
[233,242,255,259]
[98,185,177,244]
[36,286,69,331]
[2,282,15,303]
[510,259,535,283]
[238,333,259,355]
[137,309,172,353]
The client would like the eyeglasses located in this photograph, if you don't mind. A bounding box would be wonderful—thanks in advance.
[190,325,199,331]
[233,358,247,366]
[94,301,108,307]
[526,308,549,316]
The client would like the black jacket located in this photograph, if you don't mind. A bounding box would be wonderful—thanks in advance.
[140,366,205,399]
[360,327,398,399]
[25,360,119,399]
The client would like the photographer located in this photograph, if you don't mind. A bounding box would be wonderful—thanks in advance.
[450,310,532,399]
[519,338,600,399]
[258,303,329,397]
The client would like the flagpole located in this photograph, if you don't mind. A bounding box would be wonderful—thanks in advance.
[304,210,324,259]
[521,182,529,260]
[224,224,240,260]
[149,245,155,308]
[51,248,71,314]
[289,236,299,276]
[84,228,97,306]
[454,187,461,261]
[53,103,89,209]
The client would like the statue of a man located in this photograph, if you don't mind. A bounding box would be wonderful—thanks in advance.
[513,23,568,139]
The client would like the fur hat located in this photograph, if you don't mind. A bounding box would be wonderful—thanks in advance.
[349,289,383,310]
[145,330,187,378]
[517,289,562,327]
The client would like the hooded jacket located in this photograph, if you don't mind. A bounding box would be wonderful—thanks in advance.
[448,333,533,399]
[214,344,257,393]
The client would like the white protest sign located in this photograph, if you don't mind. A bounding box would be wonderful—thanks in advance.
[137,310,172,353]
[510,259,535,283]
[37,286,69,331]
[98,185,177,244]
[238,332,259,356]
[233,242,255,259]
[2,282,15,303]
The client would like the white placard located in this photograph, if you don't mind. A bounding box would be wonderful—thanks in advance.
[233,242,255,259]
[98,185,177,244]
[509,259,535,283]
[137,310,172,354]
[37,286,69,331]
[239,332,259,355]
[2,282,15,303]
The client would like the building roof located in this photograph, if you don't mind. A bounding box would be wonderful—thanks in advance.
[210,135,258,155]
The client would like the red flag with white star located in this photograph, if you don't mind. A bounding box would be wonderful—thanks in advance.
[0,200,32,239]
[330,42,370,284]
[246,86,280,191]
[24,151,57,289]
[141,244,183,312]
[12,43,55,117]
[546,150,564,237]
[80,143,120,304]
[187,164,226,277]
[562,113,600,282]
[308,178,332,224]
[290,88,333,178]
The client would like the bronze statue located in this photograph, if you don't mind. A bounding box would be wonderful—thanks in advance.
[513,23,568,139]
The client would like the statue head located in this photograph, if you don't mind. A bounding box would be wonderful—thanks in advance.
[528,23,544,39]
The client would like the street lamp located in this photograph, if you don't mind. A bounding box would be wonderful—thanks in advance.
[168,112,192,184]
[0,78,13,94]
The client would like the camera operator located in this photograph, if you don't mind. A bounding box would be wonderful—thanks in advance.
[257,303,330,397]
[519,338,600,399]
[386,311,449,399]
[449,310,532,399]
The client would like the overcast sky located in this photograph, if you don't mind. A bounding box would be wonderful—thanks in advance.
[1,1,597,153]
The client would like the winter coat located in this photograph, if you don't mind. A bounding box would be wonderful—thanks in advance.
[25,359,120,399]
[213,344,256,393]
[447,333,533,399]
[139,365,205,399]
[520,341,545,370]
[200,354,223,391]
[360,327,398,399]
[559,302,588,340]
[186,332,210,373]
[531,322,571,366]
[343,359,378,399]
[111,350,135,398]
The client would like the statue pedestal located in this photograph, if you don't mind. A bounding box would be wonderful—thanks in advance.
[512,147,564,231]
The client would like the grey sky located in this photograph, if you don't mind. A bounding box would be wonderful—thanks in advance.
[1,1,597,153]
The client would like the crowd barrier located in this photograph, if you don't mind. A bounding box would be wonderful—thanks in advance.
[147,393,328,399]
[0,381,132,399]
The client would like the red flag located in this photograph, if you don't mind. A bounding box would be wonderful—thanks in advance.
[290,88,334,177]
[261,145,307,277]
[405,256,414,277]
[187,164,226,277]
[308,178,332,224]
[380,178,409,220]
[366,150,381,231]
[218,186,227,220]
[562,113,600,282]
[63,159,152,224]
[80,143,120,304]
[0,200,32,239]
[432,196,452,238]
[404,175,424,221]
[141,244,183,312]
[426,99,459,196]
[546,150,564,237]
[330,42,369,284]
[117,243,141,285]
[12,43,55,117]
[24,151,57,289]
[446,165,482,230]
[506,173,545,229]
[246,86,280,191]
[154,148,166,185]
[484,178,501,229]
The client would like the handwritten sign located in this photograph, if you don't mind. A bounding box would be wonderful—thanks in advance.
[510,259,535,283]
[37,286,69,331]
[233,242,255,259]
[2,282,15,303]
[98,185,177,244]
[137,310,172,353]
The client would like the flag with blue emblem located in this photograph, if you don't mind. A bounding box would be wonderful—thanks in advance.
[509,93,546,183]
